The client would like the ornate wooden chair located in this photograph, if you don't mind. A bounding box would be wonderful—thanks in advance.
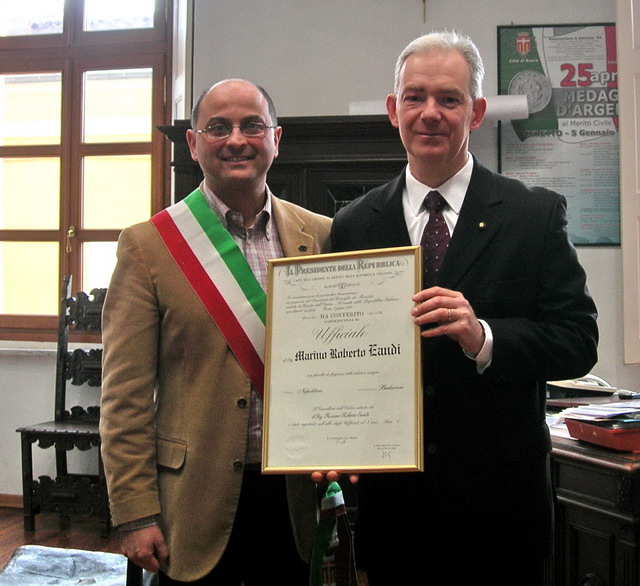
[16,275,109,536]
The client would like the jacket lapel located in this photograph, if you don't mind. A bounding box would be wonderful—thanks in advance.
[365,173,412,249]
[271,194,316,257]
[439,160,504,289]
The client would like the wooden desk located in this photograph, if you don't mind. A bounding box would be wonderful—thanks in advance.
[550,431,640,585]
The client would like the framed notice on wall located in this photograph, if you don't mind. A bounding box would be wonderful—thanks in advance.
[498,24,619,245]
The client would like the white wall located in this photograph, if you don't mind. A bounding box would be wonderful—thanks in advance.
[1,0,634,498]
[1,347,101,499]
[192,0,614,119]
[1,351,55,499]
[191,0,633,387]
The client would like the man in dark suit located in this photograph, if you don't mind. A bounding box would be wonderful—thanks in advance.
[330,31,598,585]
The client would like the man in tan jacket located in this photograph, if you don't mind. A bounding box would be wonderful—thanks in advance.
[100,79,331,584]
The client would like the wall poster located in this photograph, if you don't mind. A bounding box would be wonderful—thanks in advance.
[498,24,619,245]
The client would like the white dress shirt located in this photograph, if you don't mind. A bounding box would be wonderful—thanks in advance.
[401,157,493,373]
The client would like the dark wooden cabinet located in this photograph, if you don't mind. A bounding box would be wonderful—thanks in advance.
[157,115,407,215]
[550,433,640,586]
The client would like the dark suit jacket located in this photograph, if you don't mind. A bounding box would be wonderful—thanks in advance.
[331,158,598,463]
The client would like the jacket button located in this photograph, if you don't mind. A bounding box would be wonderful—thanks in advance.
[427,443,438,455]
[237,397,247,408]
[233,460,244,472]
[425,385,435,397]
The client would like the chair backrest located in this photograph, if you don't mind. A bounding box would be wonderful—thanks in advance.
[53,275,107,422]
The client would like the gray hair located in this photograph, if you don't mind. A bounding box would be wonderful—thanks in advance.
[393,31,485,100]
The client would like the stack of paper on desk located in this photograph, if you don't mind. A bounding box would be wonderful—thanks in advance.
[558,400,640,451]
[559,400,640,423]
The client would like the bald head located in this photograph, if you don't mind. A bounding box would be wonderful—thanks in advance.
[191,79,277,129]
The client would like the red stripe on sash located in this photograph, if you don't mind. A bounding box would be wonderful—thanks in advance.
[152,209,265,395]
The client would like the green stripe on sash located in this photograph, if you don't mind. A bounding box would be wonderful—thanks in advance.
[183,189,266,324]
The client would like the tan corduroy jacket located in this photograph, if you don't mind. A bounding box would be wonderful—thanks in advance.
[100,190,331,581]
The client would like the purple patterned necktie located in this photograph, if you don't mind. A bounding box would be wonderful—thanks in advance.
[420,190,450,287]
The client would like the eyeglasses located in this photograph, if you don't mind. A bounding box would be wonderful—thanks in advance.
[194,121,276,141]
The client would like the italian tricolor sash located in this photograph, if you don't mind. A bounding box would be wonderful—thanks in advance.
[151,189,266,395]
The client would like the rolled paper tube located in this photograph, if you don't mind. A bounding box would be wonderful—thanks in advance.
[484,94,529,121]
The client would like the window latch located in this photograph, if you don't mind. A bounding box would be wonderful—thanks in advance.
[66,225,76,253]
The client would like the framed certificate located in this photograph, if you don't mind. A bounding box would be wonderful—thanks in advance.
[262,246,423,474]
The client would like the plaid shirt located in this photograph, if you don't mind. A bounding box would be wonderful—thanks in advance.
[202,184,283,464]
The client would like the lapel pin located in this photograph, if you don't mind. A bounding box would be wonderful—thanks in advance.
[478,222,486,230]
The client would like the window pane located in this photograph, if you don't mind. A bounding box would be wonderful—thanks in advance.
[0,0,64,37]
[83,242,117,290]
[84,0,155,32]
[0,73,62,146]
[0,242,58,314]
[83,155,151,229]
[0,158,60,229]
[83,69,152,143]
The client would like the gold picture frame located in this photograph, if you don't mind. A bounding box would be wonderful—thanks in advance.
[262,246,423,474]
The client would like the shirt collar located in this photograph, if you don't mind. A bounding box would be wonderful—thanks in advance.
[201,182,274,239]
[404,155,474,217]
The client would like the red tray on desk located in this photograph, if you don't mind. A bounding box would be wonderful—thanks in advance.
[565,418,640,452]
